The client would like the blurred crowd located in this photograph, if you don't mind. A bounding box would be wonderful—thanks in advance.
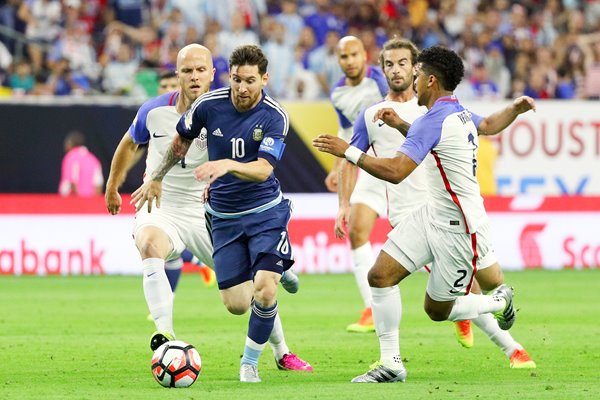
[0,0,599,100]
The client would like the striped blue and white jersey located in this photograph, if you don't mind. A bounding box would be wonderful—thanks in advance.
[129,91,208,206]
[176,87,289,214]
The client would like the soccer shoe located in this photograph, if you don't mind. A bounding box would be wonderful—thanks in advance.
[346,307,375,333]
[198,264,216,287]
[280,269,299,294]
[240,363,261,383]
[509,349,537,369]
[275,353,313,372]
[454,320,474,348]
[351,361,407,383]
[150,331,174,351]
[492,284,516,330]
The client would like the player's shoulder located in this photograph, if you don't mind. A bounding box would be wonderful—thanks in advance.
[139,92,177,114]
[191,87,231,112]
[365,66,388,96]
[329,75,348,98]
[262,93,288,118]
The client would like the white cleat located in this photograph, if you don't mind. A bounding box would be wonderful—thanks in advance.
[240,363,261,383]
[351,361,407,383]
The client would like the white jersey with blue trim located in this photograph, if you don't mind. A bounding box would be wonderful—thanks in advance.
[129,92,208,206]
[398,96,488,233]
[351,97,430,225]
[330,66,388,142]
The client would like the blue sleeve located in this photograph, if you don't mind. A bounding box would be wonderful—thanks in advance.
[128,102,152,144]
[334,106,352,129]
[398,116,441,165]
[258,109,289,166]
[349,107,370,151]
[177,99,206,140]
[470,110,484,128]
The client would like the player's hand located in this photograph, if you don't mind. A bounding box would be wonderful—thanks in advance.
[512,96,536,114]
[324,171,338,192]
[105,190,122,215]
[334,206,350,239]
[130,180,162,213]
[312,134,349,158]
[372,107,407,131]
[194,159,231,184]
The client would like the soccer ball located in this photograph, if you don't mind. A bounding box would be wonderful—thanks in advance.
[151,340,202,388]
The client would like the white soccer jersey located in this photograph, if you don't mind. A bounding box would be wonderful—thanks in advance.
[129,92,208,206]
[330,66,388,142]
[351,98,430,226]
[399,96,488,233]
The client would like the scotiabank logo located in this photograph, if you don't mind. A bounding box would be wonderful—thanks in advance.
[0,239,105,275]
[518,224,546,268]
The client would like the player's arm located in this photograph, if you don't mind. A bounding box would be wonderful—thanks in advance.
[105,132,139,214]
[313,134,417,184]
[336,159,357,239]
[194,157,273,184]
[130,134,193,212]
[477,96,536,136]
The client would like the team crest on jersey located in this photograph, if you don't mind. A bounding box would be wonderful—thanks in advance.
[252,125,263,141]
[195,129,207,150]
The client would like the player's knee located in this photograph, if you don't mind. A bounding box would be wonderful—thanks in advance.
[253,284,277,306]
[348,228,369,248]
[137,239,164,259]
[367,267,388,288]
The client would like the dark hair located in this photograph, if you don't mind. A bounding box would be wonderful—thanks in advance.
[159,70,177,80]
[65,130,85,147]
[379,38,419,68]
[417,46,464,91]
[229,45,268,75]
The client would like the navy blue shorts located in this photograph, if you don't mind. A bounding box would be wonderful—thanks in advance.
[207,199,294,289]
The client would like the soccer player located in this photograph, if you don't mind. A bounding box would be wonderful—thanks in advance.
[131,44,311,382]
[313,45,537,382]
[327,36,389,332]
[338,38,535,370]
[106,44,309,375]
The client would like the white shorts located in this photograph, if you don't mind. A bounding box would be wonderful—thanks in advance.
[350,169,387,216]
[383,206,497,301]
[134,204,214,267]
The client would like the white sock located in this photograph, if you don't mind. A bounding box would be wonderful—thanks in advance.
[352,242,375,308]
[142,258,174,336]
[472,313,521,358]
[371,286,402,368]
[447,293,506,321]
[268,313,290,360]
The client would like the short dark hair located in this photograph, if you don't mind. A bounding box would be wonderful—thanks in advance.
[379,38,419,68]
[159,70,177,80]
[65,130,85,147]
[229,45,268,75]
[417,46,464,91]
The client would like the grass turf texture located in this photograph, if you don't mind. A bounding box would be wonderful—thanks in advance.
[1,270,598,400]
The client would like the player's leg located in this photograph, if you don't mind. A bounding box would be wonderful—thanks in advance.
[346,173,387,333]
[164,256,183,292]
[135,224,177,349]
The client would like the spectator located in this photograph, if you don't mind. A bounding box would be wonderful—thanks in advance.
[216,11,259,58]
[46,57,89,95]
[275,0,304,48]
[8,59,34,94]
[102,41,138,95]
[304,0,346,46]
[308,29,343,96]
[263,21,294,98]
[59,130,104,197]
[17,0,62,73]
[203,32,228,90]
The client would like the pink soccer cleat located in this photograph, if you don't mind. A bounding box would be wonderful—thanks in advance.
[275,353,313,372]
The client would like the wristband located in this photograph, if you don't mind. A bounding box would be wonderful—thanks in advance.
[344,146,364,165]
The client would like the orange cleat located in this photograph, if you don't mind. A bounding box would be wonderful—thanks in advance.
[455,320,474,348]
[509,348,536,369]
[347,307,375,333]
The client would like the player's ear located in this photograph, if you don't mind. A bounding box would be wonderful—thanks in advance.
[262,71,269,86]
[210,68,215,83]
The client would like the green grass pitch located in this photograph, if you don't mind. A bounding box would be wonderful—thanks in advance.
[1,270,599,400]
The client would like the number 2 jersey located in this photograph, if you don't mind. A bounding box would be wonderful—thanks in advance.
[398,96,488,234]
[176,87,289,215]
[129,91,208,206]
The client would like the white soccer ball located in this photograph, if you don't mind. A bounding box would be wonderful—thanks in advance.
[151,340,202,388]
